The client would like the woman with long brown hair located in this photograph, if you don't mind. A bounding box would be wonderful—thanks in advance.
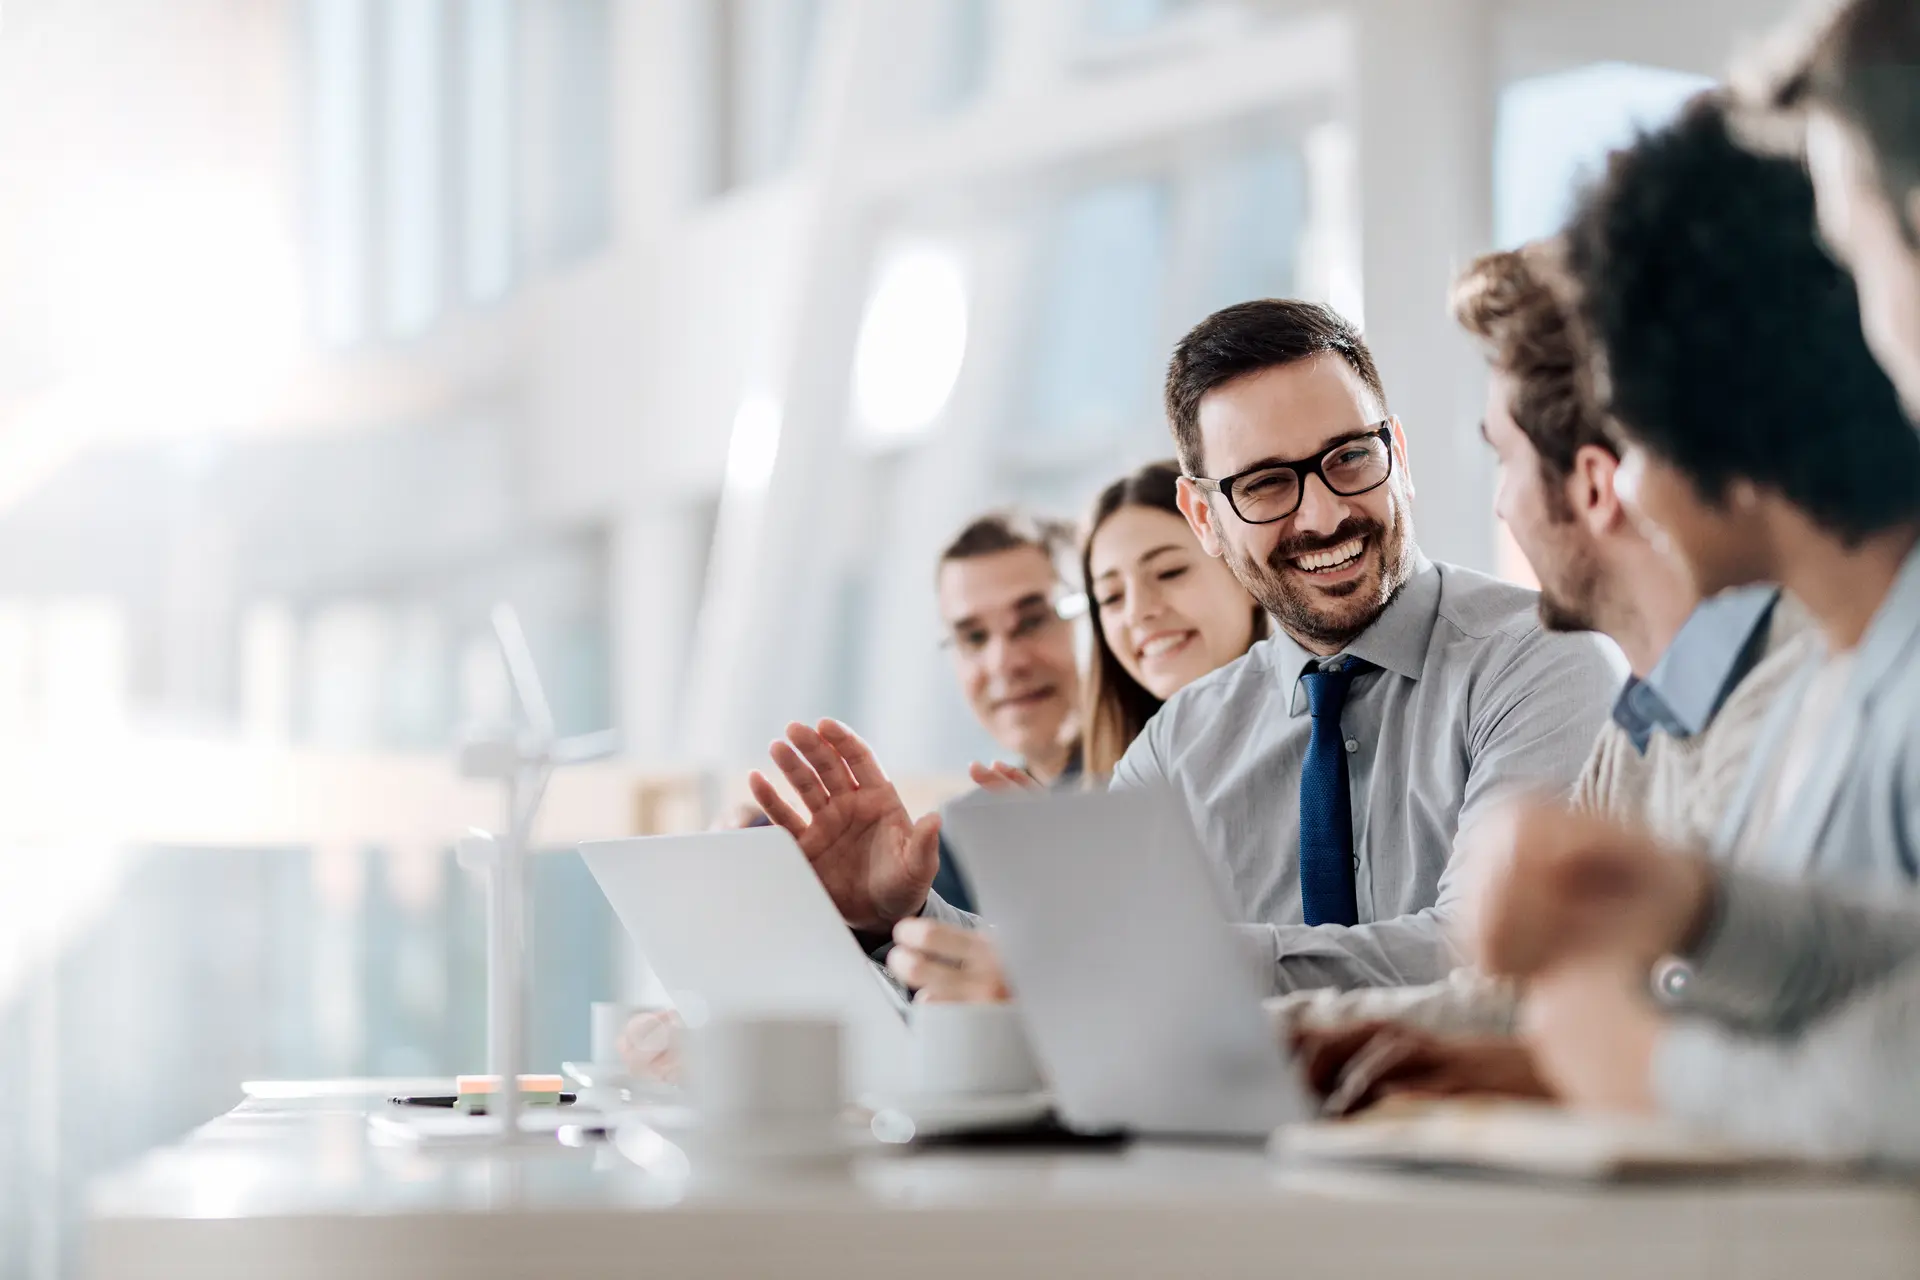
[1078,460,1269,778]
[889,460,1267,1001]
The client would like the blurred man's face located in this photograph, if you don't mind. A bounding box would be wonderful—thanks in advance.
[937,547,1079,761]
[1613,444,1772,598]
[1807,109,1920,421]
[1482,373,1603,632]
[1177,356,1417,654]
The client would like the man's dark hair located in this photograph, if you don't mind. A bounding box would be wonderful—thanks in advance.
[1564,95,1920,542]
[1164,300,1388,476]
[936,510,1070,581]
[1762,0,1920,231]
[1452,244,1615,517]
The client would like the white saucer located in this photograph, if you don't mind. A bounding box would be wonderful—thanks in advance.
[616,1112,878,1184]
[860,1090,1053,1138]
[561,1060,681,1104]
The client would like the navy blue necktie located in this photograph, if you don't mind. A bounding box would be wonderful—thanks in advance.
[1298,659,1367,927]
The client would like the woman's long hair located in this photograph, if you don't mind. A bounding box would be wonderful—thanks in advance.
[1079,460,1269,777]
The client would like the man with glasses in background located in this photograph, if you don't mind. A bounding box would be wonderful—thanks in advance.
[762,300,1618,995]
[751,511,1083,923]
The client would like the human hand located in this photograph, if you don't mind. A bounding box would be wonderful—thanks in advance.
[887,918,1011,1003]
[967,761,1045,793]
[1293,1020,1554,1117]
[1467,801,1717,979]
[1518,960,1662,1114]
[748,719,941,931]
[617,1008,684,1083]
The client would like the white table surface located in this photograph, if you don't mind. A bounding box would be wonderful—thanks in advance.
[83,1079,1920,1280]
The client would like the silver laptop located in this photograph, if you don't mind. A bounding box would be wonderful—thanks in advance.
[940,785,1312,1138]
[580,827,913,1095]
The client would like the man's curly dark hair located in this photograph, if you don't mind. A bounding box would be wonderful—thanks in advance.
[1564,94,1920,544]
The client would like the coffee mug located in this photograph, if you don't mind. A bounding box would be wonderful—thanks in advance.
[590,1001,640,1066]
[910,1001,1044,1098]
[681,1014,845,1126]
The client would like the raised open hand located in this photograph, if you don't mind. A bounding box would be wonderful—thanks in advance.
[967,761,1045,793]
[748,718,941,931]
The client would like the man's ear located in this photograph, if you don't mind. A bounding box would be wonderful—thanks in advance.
[1176,475,1227,558]
[1388,416,1415,501]
[1568,444,1625,539]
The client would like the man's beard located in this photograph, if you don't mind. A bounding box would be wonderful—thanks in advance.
[1535,568,1602,634]
[1529,519,1605,635]
[1222,506,1417,651]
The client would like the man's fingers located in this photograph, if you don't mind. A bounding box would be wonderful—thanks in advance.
[1322,1031,1419,1118]
[1294,1021,1395,1095]
[969,761,1042,792]
[888,944,1004,1002]
[788,722,858,797]
[893,918,981,965]
[905,811,943,883]
[819,719,889,789]
[748,770,808,837]
[770,737,833,814]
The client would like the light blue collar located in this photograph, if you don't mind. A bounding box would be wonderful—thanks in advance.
[1610,586,1780,754]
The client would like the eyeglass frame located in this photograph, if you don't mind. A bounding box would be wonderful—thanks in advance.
[1184,421,1397,526]
[936,590,1088,656]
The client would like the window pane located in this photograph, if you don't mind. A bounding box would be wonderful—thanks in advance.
[1020,179,1170,452]
[727,0,824,186]
[538,0,614,266]
[382,0,445,336]
[462,0,514,301]
[926,0,991,115]
[1495,62,1713,248]
[1084,0,1190,39]
[307,0,373,345]
[1186,139,1307,327]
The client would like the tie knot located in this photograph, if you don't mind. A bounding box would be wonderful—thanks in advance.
[1301,659,1366,719]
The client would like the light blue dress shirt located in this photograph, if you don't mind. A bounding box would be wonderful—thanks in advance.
[1611,586,1781,754]
[1108,555,1621,994]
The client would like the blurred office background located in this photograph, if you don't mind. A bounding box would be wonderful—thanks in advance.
[0,0,1783,1274]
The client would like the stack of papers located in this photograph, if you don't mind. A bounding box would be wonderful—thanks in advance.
[1273,1100,1809,1181]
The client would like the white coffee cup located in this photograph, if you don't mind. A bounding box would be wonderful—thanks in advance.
[910,1001,1044,1098]
[590,1001,640,1066]
[681,1014,845,1127]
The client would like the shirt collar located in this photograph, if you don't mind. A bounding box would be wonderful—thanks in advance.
[1276,553,1440,715]
[1845,535,1920,695]
[1610,585,1780,753]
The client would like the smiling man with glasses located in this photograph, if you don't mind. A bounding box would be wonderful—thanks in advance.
[748,298,1620,996]
[1072,297,1618,993]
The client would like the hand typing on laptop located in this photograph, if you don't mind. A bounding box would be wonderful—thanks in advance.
[749,719,945,932]
[887,919,1011,1003]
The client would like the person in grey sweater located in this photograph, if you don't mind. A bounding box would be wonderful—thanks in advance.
[1474,808,1920,1164]
[1305,97,1920,1124]
[1445,97,1920,1160]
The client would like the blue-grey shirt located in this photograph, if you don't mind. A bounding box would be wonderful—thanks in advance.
[1109,555,1621,994]
[1713,542,1920,887]
[1612,587,1781,754]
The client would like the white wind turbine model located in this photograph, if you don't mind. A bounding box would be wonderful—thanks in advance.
[455,604,619,1142]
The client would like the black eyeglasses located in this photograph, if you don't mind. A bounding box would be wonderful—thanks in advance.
[1186,422,1394,525]
[939,592,1088,657]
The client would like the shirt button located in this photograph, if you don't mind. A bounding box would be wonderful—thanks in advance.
[1344,739,1359,753]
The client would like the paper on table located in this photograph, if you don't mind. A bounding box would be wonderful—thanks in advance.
[368,1106,587,1146]
[1272,1100,1814,1181]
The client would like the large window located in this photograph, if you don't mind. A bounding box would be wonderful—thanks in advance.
[1017,178,1172,463]
[1494,62,1714,248]
[302,0,612,342]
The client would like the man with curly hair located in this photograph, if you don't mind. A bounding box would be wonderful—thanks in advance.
[1463,96,1920,1162]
